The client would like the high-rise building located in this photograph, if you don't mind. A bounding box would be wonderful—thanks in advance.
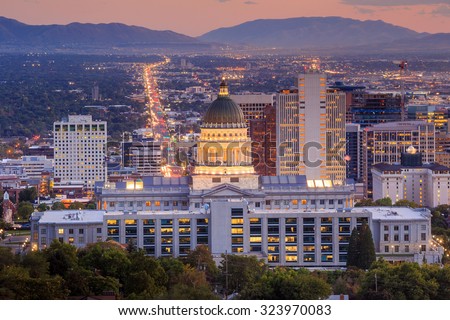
[407,104,449,133]
[231,93,276,176]
[350,93,402,127]
[276,73,346,183]
[130,140,162,176]
[249,104,277,176]
[363,121,435,198]
[345,123,363,182]
[53,115,107,190]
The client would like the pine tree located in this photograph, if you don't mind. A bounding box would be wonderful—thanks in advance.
[346,227,360,268]
[358,221,376,270]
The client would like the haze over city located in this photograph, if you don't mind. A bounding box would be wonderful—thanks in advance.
[2,0,450,36]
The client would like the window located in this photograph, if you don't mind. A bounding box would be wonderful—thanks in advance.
[404,234,409,241]
[384,225,389,231]
[405,245,409,253]
[394,225,399,231]
[212,177,221,183]
[329,199,334,205]
[421,233,426,241]
[97,228,102,233]
[79,229,84,234]
[146,201,151,207]
[40,229,47,235]
[394,234,399,241]
[58,229,64,235]
[265,200,271,206]
[404,225,409,231]
[311,200,316,205]
[421,245,426,252]
[230,177,239,183]
[319,199,325,205]
[384,234,389,241]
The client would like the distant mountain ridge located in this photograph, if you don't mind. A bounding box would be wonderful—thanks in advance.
[0,16,200,47]
[199,16,442,51]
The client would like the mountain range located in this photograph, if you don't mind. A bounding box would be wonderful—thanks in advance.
[1,16,450,53]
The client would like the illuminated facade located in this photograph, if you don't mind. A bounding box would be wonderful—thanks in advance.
[363,121,435,197]
[276,73,346,183]
[53,115,107,190]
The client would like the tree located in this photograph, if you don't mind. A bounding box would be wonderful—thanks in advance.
[346,222,376,270]
[346,227,360,268]
[19,187,38,203]
[394,199,419,208]
[37,203,49,212]
[69,201,85,210]
[374,197,392,207]
[51,201,66,210]
[85,202,96,210]
[17,201,34,220]
[184,245,219,284]
[218,254,267,294]
[358,221,376,270]
[43,240,79,277]
[354,199,375,207]
[166,265,217,300]
[240,268,331,300]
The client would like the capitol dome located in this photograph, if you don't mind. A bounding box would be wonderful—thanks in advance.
[202,81,246,128]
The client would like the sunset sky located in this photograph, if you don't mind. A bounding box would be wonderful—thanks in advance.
[2,0,450,36]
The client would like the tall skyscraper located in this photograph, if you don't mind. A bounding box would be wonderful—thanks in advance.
[53,115,107,190]
[349,92,402,127]
[276,73,346,183]
[231,93,277,176]
[345,123,363,182]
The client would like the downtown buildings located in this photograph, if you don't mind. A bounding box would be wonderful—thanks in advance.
[53,115,107,191]
[29,81,443,268]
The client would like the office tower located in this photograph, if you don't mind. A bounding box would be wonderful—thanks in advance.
[363,121,435,198]
[350,93,402,127]
[130,140,162,176]
[231,93,277,176]
[53,115,107,190]
[276,73,346,183]
[230,93,275,123]
[328,81,365,123]
[92,84,100,101]
[345,123,363,182]
[249,104,277,176]
[407,105,449,133]
[326,89,347,184]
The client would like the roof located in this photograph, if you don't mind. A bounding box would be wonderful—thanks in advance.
[362,207,430,221]
[260,175,307,187]
[38,210,105,224]
[202,81,246,129]
[372,162,450,172]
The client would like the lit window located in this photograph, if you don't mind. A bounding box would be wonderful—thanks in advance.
[58,229,64,235]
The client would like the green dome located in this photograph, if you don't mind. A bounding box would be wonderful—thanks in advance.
[202,81,246,128]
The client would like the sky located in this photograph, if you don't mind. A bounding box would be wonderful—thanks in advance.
[2,0,450,36]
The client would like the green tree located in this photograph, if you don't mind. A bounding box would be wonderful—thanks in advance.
[219,254,267,294]
[69,201,85,210]
[166,265,217,300]
[374,197,393,206]
[354,199,375,207]
[85,202,96,210]
[346,227,360,268]
[346,222,376,270]
[17,201,34,220]
[37,203,49,212]
[78,241,131,281]
[394,199,419,208]
[123,250,167,299]
[184,245,219,284]
[19,187,38,203]
[240,268,331,300]
[44,240,78,278]
[51,201,66,210]
[21,251,49,278]
[358,221,376,270]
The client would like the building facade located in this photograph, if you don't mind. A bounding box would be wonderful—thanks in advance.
[363,121,435,197]
[53,115,107,190]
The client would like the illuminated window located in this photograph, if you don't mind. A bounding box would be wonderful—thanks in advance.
[125,219,137,225]
[58,229,64,235]
[250,236,262,243]
[286,246,297,252]
[286,255,298,262]
[292,199,298,205]
[145,201,151,207]
[268,236,279,243]
[285,236,297,243]
[231,228,243,235]
[68,237,74,244]
[155,201,161,207]
[161,228,173,234]
[107,220,118,226]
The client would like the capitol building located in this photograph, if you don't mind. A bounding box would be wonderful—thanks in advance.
[30,82,442,267]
